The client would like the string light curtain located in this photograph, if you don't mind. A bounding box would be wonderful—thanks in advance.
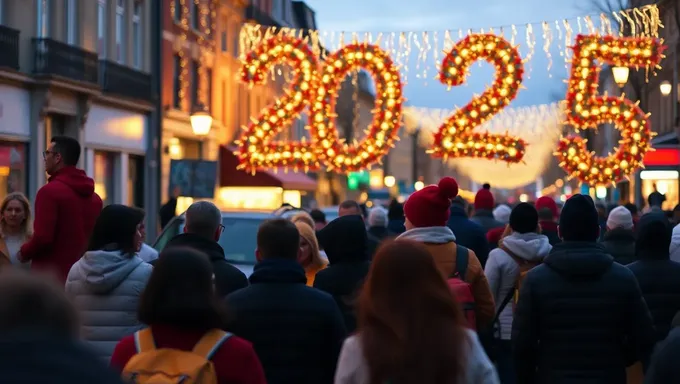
[403,103,566,189]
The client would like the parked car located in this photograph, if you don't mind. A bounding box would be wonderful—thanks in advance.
[153,211,274,276]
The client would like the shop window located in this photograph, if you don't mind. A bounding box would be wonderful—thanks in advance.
[0,143,27,202]
[641,170,679,211]
[94,151,116,206]
[128,155,144,208]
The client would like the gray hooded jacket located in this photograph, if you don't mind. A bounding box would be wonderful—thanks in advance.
[65,250,152,361]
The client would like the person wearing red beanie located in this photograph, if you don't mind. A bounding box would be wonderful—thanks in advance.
[398,177,495,329]
[471,183,504,234]
[535,196,561,245]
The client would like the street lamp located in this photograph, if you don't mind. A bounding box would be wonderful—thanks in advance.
[190,103,213,136]
[414,181,424,191]
[384,175,396,188]
[660,80,672,96]
[612,66,630,88]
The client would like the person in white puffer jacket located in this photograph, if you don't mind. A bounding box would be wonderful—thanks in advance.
[65,204,153,362]
[671,223,680,263]
[484,202,552,384]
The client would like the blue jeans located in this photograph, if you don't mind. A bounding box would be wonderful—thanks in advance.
[496,340,515,384]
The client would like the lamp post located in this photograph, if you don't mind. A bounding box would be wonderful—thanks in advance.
[190,103,213,136]
[612,66,630,88]
[383,175,395,188]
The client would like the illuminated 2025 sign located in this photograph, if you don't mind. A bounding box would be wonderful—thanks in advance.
[236,33,664,185]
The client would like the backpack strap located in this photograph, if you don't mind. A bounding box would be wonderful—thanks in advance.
[454,244,469,281]
[134,328,156,353]
[192,329,233,360]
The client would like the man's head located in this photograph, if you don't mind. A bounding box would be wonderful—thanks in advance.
[367,206,388,228]
[184,201,223,241]
[44,136,81,175]
[535,196,558,221]
[256,218,300,261]
[558,194,600,242]
[624,202,639,219]
[338,200,362,217]
[309,209,327,230]
[606,206,634,231]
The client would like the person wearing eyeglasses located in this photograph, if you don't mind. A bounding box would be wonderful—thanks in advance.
[154,201,248,297]
[18,136,102,284]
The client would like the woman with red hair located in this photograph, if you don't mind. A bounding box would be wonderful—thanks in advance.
[334,240,499,384]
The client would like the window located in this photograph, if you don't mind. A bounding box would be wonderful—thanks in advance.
[127,155,145,208]
[232,24,239,57]
[206,68,213,112]
[190,0,198,30]
[0,143,27,202]
[115,0,125,63]
[132,1,142,69]
[97,0,106,56]
[94,151,116,206]
[190,60,198,109]
[66,0,77,44]
[221,80,227,125]
[36,0,49,37]
[173,0,181,21]
[172,55,181,109]
[220,31,227,52]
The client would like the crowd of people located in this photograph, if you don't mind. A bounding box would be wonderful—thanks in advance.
[3,135,680,383]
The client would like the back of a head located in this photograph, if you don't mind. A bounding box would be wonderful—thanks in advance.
[257,218,300,260]
[51,136,81,167]
[368,207,388,228]
[138,247,226,329]
[509,203,538,234]
[0,269,78,338]
[317,215,368,261]
[290,211,315,229]
[185,201,221,239]
[493,204,512,225]
[559,194,600,242]
[624,203,639,217]
[339,200,362,215]
[359,240,465,383]
[606,206,634,231]
[636,212,672,257]
[88,204,145,253]
[309,209,326,224]
[387,199,404,220]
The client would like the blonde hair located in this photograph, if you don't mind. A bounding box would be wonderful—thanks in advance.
[291,212,315,229]
[294,221,325,269]
[0,192,32,238]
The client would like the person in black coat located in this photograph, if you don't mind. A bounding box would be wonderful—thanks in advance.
[225,219,346,384]
[386,199,406,235]
[512,194,655,384]
[339,200,380,258]
[446,196,490,267]
[602,206,637,265]
[315,215,371,333]
[627,212,680,343]
[158,201,248,297]
[645,312,680,384]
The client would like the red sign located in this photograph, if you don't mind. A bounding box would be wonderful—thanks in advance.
[642,148,680,167]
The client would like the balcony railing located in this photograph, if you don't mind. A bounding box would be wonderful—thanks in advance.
[0,25,20,70]
[99,60,152,102]
[32,38,98,85]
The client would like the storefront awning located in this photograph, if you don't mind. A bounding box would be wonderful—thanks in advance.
[219,146,318,191]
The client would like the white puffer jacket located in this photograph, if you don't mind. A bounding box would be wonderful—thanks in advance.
[484,232,552,340]
[65,250,152,361]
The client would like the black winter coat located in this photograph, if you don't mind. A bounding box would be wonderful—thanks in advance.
[315,215,371,333]
[602,228,636,266]
[161,233,249,297]
[226,258,346,384]
[645,325,680,384]
[447,205,490,267]
[512,241,655,384]
[470,209,504,234]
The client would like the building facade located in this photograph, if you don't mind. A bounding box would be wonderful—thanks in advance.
[0,0,153,211]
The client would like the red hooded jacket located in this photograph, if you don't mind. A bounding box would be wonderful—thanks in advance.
[20,166,103,283]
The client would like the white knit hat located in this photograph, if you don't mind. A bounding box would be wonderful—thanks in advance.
[493,204,512,224]
[606,206,634,230]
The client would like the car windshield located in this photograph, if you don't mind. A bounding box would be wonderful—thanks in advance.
[179,217,260,265]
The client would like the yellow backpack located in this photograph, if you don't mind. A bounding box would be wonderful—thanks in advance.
[122,328,232,384]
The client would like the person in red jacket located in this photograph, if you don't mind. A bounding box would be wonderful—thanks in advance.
[110,247,266,384]
[18,136,102,284]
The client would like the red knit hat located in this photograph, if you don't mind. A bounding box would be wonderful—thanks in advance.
[404,177,459,227]
[536,196,559,218]
[474,183,495,210]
